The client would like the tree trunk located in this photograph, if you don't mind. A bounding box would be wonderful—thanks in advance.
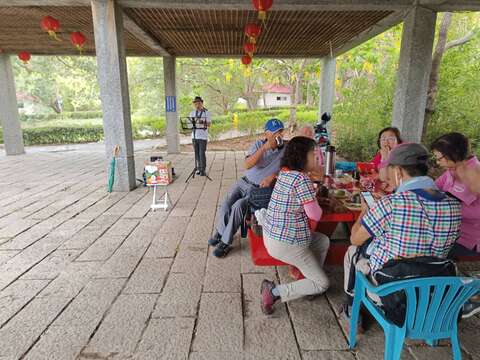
[422,13,477,141]
[422,12,452,141]
[288,59,308,133]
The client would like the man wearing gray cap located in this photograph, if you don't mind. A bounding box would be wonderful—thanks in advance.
[340,143,462,332]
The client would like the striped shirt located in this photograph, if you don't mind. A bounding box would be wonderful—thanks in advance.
[264,170,317,246]
[362,189,461,272]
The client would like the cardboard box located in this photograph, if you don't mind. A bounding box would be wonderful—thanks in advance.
[145,161,173,185]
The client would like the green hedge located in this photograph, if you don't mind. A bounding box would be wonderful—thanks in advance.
[0,126,104,145]
[20,110,103,122]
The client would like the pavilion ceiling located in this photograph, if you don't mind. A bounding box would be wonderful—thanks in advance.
[1,5,393,57]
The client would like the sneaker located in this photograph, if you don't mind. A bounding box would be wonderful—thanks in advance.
[462,300,480,319]
[199,171,206,177]
[339,303,364,334]
[208,233,221,247]
[195,170,201,175]
[261,279,280,315]
[213,242,230,258]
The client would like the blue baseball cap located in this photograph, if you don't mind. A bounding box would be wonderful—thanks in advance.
[264,118,284,133]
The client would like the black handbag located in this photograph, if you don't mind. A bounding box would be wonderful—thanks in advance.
[373,256,457,327]
[248,187,273,211]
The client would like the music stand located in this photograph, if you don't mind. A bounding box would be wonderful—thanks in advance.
[180,117,212,182]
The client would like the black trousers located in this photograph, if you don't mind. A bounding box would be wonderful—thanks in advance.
[193,139,207,172]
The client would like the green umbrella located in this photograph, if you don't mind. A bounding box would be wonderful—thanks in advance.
[108,145,120,193]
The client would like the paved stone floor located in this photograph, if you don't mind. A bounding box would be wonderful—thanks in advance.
[0,147,479,360]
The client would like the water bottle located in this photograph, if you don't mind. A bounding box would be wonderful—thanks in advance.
[325,145,336,177]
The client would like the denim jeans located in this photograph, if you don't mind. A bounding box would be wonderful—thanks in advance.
[193,139,207,172]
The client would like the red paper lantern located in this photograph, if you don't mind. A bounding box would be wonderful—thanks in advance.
[244,23,262,44]
[243,42,256,56]
[41,16,61,40]
[18,51,31,64]
[252,0,273,20]
[241,54,252,66]
[70,31,86,52]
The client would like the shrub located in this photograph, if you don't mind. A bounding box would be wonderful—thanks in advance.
[20,125,104,145]
[132,116,166,139]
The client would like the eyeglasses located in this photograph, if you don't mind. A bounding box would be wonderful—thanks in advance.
[431,154,446,162]
[380,136,397,143]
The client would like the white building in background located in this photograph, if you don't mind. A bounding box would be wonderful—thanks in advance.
[257,84,292,108]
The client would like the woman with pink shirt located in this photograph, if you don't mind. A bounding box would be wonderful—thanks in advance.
[371,127,403,181]
[432,132,480,318]
[432,133,480,257]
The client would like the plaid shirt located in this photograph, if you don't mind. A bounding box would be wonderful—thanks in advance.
[264,170,316,246]
[362,189,461,272]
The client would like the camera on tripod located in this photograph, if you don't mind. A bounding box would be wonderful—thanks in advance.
[315,112,331,147]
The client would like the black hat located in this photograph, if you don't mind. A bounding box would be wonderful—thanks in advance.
[193,96,203,103]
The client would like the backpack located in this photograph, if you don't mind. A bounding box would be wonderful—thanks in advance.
[373,256,457,327]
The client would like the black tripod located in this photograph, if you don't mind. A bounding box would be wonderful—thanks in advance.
[181,117,212,183]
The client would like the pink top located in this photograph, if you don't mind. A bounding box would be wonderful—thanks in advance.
[303,200,322,221]
[435,156,480,250]
[371,152,382,170]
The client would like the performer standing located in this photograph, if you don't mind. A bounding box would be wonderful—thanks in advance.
[189,96,211,176]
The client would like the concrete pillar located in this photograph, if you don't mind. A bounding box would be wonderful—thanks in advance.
[163,56,180,154]
[318,56,336,121]
[0,54,25,155]
[91,0,136,191]
[392,7,437,142]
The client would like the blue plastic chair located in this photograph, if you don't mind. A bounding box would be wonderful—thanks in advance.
[349,272,480,360]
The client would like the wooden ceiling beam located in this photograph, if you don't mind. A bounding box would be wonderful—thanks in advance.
[332,9,408,57]
[122,11,171,56]
[0,0,479,11]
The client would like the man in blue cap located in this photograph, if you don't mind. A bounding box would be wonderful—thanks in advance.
[209,118,286,257]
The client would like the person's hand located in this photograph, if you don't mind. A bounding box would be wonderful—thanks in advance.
[380,144,391,161]
[260,174,275,188]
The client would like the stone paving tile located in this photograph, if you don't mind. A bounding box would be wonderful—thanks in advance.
[278,268,348,351]
[193,293,243,353]
[23,325,93,360]
[458,315,480,357]
[0,296,72,359]
[242,273,302,360]
[189,352,244,360]
[123,257,172,294]
[0,279,50,327]
[133,318,195,359]
[104,217,140,236]
[0,250,19,266]
[153,272,203,318]
[75,235,126,262]
[57,227,105,250]
[21,249,81,280]
[144,233,181,258]
[36,261,100,298]
[170,242,208,275]
[82,294,157,358]
[203,239,241,293]
[302,350,356,360]
[407,345,464,360]
[52,278,125,327]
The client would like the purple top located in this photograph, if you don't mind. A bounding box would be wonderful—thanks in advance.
[435,156,480,250]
